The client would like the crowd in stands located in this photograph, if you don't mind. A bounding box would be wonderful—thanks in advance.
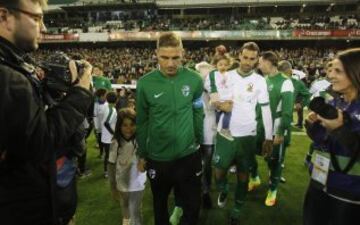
[44,14,360,34]
[33,46,336,86]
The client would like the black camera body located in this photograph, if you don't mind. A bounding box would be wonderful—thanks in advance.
[309,96,350,124]
[41,51,85,93]
[39,52,87,157]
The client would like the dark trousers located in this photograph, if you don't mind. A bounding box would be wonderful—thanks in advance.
[296,106,304,127]
[147,151,202,225]
[102,143,110,172]
[77,139,87,174]
[95,132,104,156]
[303,183,360,225]
[201,144,214,194]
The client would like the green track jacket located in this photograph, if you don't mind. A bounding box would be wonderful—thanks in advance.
[136,67,204,161]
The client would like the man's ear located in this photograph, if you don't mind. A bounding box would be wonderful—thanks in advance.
[0,8,8,22]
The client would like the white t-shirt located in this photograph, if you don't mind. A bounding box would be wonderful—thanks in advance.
[205,70,233,101]
[93,101,108,133]
[310,78,331,98]
[221,70,270,137]
[101,106,117,144]
[108,140,146,192]
[292,69,307,80]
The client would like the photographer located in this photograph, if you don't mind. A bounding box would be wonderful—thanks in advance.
[304,48,360,225]
[0,1,92,225]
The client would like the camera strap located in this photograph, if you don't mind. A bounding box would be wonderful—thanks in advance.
[329,136,360,174]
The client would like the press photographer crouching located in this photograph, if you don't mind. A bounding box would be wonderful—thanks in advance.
[304,48,360,225]
[0,1,93,225]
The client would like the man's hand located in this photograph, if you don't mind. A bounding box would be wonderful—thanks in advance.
[137,158,147,173]
[273,135,284,145]
[262,139,273,158]
[217,101,233,113]
[317,109,344,131]
[306,111,319,125]
[295,103,302,111]
[69,60,93,90]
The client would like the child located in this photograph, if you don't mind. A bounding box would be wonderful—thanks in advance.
[207,50,234,141]
[108,108,146,225]
[101,92,118,178]
[93,88,108,158]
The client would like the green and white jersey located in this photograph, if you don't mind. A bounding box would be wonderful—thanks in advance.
[224,70,272,138]
[266,73,294,136]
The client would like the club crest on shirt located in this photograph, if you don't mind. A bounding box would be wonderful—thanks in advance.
[268,84,274,92]
[247,83,254,92]
[182,85,190,97]
[148,169,156,179]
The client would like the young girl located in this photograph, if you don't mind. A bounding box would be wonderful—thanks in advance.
[108,108,146,225]
[207,49,234,141]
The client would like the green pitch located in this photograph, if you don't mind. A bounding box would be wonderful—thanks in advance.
[76,131,311,225]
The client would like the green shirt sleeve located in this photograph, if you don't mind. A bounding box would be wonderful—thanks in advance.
[297,80,311,107]
[135,80,149,158]
[106,79,112,91]
[192,75,204,144]
[278,80,294,136]
[209,70,218,93]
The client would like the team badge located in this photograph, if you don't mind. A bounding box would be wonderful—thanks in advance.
[268,84,274,92]
[148,169,156,179]
[213,154,220,164]
[182,85,190,97]
[247,83,254,92]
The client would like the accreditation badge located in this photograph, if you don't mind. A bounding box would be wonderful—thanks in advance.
[311,153,331,186]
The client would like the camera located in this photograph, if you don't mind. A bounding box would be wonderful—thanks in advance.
[38,52,87,157]
[309,96,350,124]
[40,51,85,93]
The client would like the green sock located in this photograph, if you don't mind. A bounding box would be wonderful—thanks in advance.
[216,177,229,194]
[232,180,247,218]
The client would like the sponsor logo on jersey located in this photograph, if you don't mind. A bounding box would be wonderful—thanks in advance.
[154,92,164,98]
[247,83,254,92]
[182,85,190,97]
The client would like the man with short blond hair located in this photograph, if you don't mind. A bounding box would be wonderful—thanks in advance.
[136,32,204,225]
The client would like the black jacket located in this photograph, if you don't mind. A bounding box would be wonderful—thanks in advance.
[0,37,92,225]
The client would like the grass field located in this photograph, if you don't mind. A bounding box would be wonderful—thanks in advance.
[76,129,311,225]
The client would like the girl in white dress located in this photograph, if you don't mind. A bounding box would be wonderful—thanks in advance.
[108,108,146,225]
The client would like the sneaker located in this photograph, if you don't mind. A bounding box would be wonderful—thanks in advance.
[219,129,234,141]
[104,171,108,178]
[169,206,183,225]
[79,169,92,179]
[229,166,237,174]
[122,218,130,225]
[217,192,228,208]
[265,189,277,206]
[280,177,286,183]
[248,176,261,191]
[202,193,213,209]
[229,217,239,225]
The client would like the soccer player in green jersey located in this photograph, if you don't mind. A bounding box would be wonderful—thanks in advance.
[136,32,204,225]
[256,51,294,206]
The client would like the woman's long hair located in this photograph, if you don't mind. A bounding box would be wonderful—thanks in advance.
[337,48,360,97]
